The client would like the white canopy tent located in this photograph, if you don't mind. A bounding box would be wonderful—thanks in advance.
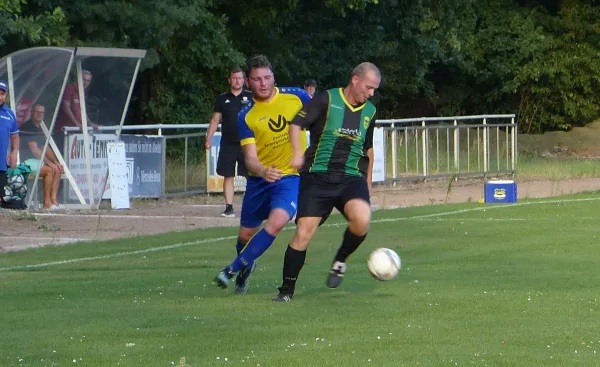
[0,47,146,209]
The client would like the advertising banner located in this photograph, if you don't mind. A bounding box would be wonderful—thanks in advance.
[67,134,163,200]
[372,127,386,182]
[67,133,114,200]
[120,135,163,198]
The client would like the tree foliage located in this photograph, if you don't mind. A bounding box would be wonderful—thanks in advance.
[1,0,599,132]
[508,4,600,132]
[0,0,68,49]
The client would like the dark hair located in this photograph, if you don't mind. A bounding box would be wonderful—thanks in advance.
[245,55,273,76]
[304,79,317,87]
[230,66,243,75]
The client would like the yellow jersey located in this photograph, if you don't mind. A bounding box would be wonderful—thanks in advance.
[238,87,310,176]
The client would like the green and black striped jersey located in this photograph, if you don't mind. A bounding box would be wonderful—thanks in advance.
[291,88,376,177]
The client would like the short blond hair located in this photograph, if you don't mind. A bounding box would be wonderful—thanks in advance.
[351,62,380,79]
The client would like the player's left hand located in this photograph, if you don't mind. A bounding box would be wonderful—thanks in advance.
[290,154,304,171]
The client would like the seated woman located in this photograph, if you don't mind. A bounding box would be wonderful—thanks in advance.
[20,103,65,211]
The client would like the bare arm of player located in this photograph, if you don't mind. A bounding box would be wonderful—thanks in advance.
[289,92,328,170]
[366,147,374,196]
[205,112,221,149]
[241,143,283,183]
[289,124,304,170]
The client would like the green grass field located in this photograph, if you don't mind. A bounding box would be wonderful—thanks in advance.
[2,193,600,366]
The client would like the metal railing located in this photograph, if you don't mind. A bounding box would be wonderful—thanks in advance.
[62,115,517,198]
[377,114,517,183]
[162,132,207,195]
[63,124,210,198]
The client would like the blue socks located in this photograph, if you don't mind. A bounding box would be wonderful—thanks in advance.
[228,228,276,274]
[236,239,245,255]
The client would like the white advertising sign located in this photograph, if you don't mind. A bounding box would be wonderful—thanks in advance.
[372,127,386,182]
[107,142,130,209]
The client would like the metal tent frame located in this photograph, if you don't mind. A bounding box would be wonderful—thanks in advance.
[0,47,146,210]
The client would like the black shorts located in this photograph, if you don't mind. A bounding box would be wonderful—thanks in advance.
[0,170,6,190]
[296,172,370,225]
[217,141,248,178]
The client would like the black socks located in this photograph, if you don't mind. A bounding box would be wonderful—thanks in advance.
[280,245,306,294]
[334,227,367,263]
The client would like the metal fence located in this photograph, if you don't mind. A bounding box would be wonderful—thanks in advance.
[61,115,517,200]
[162,132,206,195]
[377,114,517,183]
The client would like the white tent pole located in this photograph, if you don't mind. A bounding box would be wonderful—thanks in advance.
[117,59,141,138]
[26,51,89,209]
[96,58,142,209]
[6,56,20,167]
[76,61,95,207]
[6,56,16,110]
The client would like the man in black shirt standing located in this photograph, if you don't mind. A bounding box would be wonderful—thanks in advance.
[206,67,253,217]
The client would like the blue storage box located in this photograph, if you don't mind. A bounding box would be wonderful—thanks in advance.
[484,180,517,204]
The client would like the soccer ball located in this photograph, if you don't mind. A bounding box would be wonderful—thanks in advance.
[4,186,12,196]
[16,184,27,196]
[2,186,13,202]
[8,174,24,190]
[367,248,401,281]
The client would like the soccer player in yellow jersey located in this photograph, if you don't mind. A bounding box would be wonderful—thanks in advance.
[214,55,310,293]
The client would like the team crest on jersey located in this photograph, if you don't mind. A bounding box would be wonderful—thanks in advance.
[242,96,249,104]
[363,116,371,129]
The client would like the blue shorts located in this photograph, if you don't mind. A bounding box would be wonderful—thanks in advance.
[240,175,300,228]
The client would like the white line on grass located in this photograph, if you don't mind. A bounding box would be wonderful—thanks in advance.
[0,236,238,271]
[413,218,529,221]
[2,196,599,272]
[34,213,238,220]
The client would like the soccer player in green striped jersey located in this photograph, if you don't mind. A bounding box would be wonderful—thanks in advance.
[273,62,381,302]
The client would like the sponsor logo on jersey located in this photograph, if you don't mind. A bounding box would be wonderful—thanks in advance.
[268,114,289,133]
[335,127,362,141]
